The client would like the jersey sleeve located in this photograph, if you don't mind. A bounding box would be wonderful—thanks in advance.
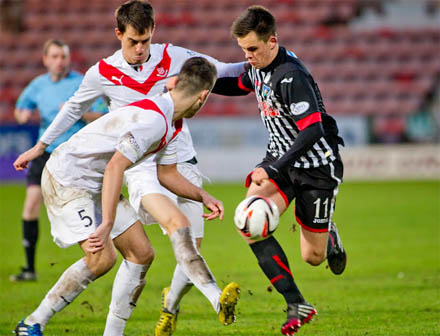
[116,115,167,164]
[170,45,246,78]
[278,70,322,130]
[156,137,178,165]
[15,79,39,110]
[39,63,105,145]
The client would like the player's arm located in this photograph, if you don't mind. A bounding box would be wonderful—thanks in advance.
[254,71,325,184]
[13,141,48,170]
[14,78,38,124]
[87,150,131,253]
[212,72,253,96]
[81,96,109,123]
[39,64,104,146]
[157,163,224,221]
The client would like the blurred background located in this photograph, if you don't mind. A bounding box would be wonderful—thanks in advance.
[1,0,439,181]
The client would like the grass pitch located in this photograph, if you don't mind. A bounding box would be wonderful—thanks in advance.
[0,180,439,335]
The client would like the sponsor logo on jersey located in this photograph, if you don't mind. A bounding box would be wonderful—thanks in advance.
[259,100,280,117]
[281,77,293,84]
[313,218,329,224]
[290,101,310,115]
[254,79,262,88]
[111,75,124,85]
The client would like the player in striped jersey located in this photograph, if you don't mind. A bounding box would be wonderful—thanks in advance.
[213,6,347,335]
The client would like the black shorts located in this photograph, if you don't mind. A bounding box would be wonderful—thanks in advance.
[253,153,344,233]
[26,151,51,186]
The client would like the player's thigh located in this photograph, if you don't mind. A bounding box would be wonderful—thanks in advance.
[247,180,288,214]
[125,160,176,225]
[113,220,154,265]
[141,193,190,236]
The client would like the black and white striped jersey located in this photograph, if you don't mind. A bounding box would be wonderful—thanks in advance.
[238,46,342,169]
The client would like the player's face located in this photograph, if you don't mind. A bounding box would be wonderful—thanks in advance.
[237,31,277,69]
[43,45,70,79]
[116,24,155,64]
[183,90,211,119]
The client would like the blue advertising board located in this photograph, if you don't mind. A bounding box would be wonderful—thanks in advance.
[0,124,39,181]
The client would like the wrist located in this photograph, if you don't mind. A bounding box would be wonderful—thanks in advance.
[263,165,279,180]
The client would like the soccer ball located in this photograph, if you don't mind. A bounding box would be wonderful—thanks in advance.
[234,195,280,241]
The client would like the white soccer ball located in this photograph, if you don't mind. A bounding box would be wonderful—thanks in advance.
[234,195,280,241]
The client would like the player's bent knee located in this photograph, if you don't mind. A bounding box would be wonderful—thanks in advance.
[136,245,155,266]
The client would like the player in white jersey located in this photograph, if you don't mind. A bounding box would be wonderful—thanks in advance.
[13,2,245,335]
[13,57,240,336]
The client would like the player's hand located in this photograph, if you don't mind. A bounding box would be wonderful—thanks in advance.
[251,167,269,186]
[14,108,32,124]
[87,223,112,253]
[13,142,47,170]
[200,191,224,221]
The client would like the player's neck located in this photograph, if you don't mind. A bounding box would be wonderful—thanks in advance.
[169,90,199,120]
[49,70,69,82]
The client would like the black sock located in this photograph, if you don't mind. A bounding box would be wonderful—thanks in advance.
[250,236,304,304]
[23,219,38,272]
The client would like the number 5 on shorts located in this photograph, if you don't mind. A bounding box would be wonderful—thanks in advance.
[78,209,93,227]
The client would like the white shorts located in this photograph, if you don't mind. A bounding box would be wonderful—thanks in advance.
[42,167,139,248]
[124,160,205,238]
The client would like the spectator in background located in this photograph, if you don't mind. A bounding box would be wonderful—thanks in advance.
[10,39,107,282]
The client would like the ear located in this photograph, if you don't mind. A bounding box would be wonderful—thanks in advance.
[42,54,48,67]
[166,76,178,91]
[269,35,277,49]
[199,89,210,103]
[115,27,123,41]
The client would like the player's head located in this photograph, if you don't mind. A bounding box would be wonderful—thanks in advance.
[231,5,278,69]
[169,57,217,119]
[42,39,70,80]
[115,0,155,64]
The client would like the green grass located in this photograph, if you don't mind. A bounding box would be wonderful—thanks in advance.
[1,181,439,335]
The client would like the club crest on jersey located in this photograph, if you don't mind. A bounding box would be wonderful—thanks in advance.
[262,84,271,98]
[290,101,310,115]
[156,67,168,77]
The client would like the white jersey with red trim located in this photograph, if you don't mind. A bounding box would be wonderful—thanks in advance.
[40,44,245,162]
[46,92,180,193]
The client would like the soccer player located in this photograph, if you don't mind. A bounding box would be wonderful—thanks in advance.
[13,57,240,336]
[213,6,347,335]
[10,39,107,282]
[12,2,245,335]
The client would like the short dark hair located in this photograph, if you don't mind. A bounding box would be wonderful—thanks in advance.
[175,57,217,95]
[115,0,155,34]
[43,39,69,55]
[231,5,276,41]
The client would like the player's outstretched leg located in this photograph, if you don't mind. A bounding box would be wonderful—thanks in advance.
[170,228,241,327]
[14,319,42,336]
[327,222,347,275]
[218,282,241,325]
[281,302,317,335]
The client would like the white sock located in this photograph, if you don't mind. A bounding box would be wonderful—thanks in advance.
[26,258,96,329]
[103,259,150,336]
[170,228,221,313]
[167,264,193,314]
